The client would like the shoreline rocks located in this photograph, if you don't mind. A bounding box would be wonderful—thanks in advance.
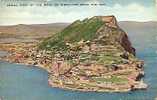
[132,80,148,90]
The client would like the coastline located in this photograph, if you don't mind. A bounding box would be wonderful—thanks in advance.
[1,59,147,92]
[0,59,147,93]
[0,43,148,92]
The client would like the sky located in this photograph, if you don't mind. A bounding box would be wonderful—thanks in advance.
[0,0,157,25]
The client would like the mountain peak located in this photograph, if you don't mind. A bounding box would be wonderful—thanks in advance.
[39,15,135,55]
[93,15,118,28]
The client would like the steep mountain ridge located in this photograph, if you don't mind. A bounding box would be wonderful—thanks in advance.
[39,15,135,55]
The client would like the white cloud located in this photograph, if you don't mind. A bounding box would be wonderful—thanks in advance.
[105,3,157,21]
[0,3,156,25]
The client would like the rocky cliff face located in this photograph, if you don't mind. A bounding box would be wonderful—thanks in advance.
[95,16,135,55]
[94,15,118,28]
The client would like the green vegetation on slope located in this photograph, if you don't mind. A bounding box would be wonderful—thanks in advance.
[92,76,128,84]
[39,18,104,50]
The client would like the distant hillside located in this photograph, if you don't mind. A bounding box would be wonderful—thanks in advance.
[0,23,69,38]
[119,21,157,35]
[119,21,157,49]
